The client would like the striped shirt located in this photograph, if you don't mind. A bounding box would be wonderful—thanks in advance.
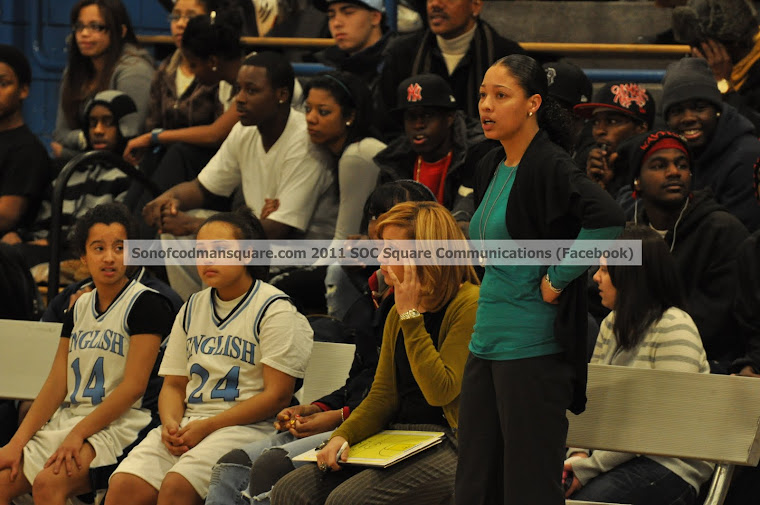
[31,161,129,241]
[591,308,710,373]
[571,307,713,493]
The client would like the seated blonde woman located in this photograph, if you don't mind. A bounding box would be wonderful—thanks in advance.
[270,201,480,505]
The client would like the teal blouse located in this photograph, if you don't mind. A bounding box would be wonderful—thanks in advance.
[469,161,621,361]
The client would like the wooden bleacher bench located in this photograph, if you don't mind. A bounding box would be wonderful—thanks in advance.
[565,364,760,505]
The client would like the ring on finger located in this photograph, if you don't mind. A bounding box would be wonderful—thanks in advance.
[318,462,328,472]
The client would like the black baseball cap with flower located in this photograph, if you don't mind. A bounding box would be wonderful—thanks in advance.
[574,82,656,127]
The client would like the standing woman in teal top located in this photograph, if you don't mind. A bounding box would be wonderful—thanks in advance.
[454,54,625,505]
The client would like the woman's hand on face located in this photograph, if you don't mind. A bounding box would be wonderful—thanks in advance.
[388,260,423,315]
[123,133,151,165]
[540,275,561,305]
[316,436,349,472]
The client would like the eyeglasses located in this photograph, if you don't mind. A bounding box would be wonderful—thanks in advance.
[72,22,108,33]
[167,12,199,23]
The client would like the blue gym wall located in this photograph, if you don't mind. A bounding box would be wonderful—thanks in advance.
[0,0,169,144]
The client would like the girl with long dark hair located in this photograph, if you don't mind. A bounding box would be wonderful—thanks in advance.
[303,71,385,240]
[565,225,713,505]
[455,54,625,505]
[53,0,154,160]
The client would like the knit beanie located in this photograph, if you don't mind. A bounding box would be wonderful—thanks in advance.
[672,0,758,45]
[661,58,722,117]
[83,90,139,145]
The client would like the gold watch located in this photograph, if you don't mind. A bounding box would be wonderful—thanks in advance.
[399,308,421,320]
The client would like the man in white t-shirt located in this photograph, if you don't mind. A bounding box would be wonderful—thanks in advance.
[143,52,336,241]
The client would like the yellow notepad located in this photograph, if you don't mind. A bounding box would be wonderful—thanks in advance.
[293,430,445,468]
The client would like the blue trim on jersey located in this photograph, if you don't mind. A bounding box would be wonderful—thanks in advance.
[90,279,136,322]
[217,280,261,331]
[183,292,198,333]
[252,295,291,344]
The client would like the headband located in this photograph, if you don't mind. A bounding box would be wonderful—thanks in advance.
[323,74,354,104]
[641,137,689,165]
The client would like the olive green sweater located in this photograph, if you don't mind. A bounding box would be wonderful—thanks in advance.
[332,282,479,445]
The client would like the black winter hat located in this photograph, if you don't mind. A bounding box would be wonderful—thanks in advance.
[574,82,656,128]
[394,73,457,114]
[672,0,758,45]
[661,58,722,117]
[543,61,592,108]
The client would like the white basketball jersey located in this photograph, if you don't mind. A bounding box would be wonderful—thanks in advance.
[159,280,313,418]
[68,279,157,416]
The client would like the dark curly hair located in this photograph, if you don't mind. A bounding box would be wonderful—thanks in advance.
[71,202,137,257]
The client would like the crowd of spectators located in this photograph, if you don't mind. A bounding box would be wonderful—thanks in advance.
[1,0,760,503]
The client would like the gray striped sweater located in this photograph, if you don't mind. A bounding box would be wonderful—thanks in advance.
[569,308,714,493]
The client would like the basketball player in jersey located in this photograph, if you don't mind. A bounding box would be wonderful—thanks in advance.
[0,203,175,505]
[107,207,313,505]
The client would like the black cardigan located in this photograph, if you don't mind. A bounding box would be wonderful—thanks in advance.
[473,130,625,414]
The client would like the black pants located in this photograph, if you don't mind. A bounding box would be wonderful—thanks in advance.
[455,353,574,505]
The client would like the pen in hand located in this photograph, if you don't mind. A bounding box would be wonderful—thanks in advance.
[336,441,349,464]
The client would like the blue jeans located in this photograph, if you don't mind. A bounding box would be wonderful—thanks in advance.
[205,431,334,505]
[572,456,697,505]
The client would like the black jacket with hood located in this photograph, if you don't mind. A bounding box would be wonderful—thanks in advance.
[313,31,393,93]
[691,103,760,232]
[374,110,494,221]
[635,189,749,370]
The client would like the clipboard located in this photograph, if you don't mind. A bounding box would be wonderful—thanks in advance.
[293,430,445,468]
